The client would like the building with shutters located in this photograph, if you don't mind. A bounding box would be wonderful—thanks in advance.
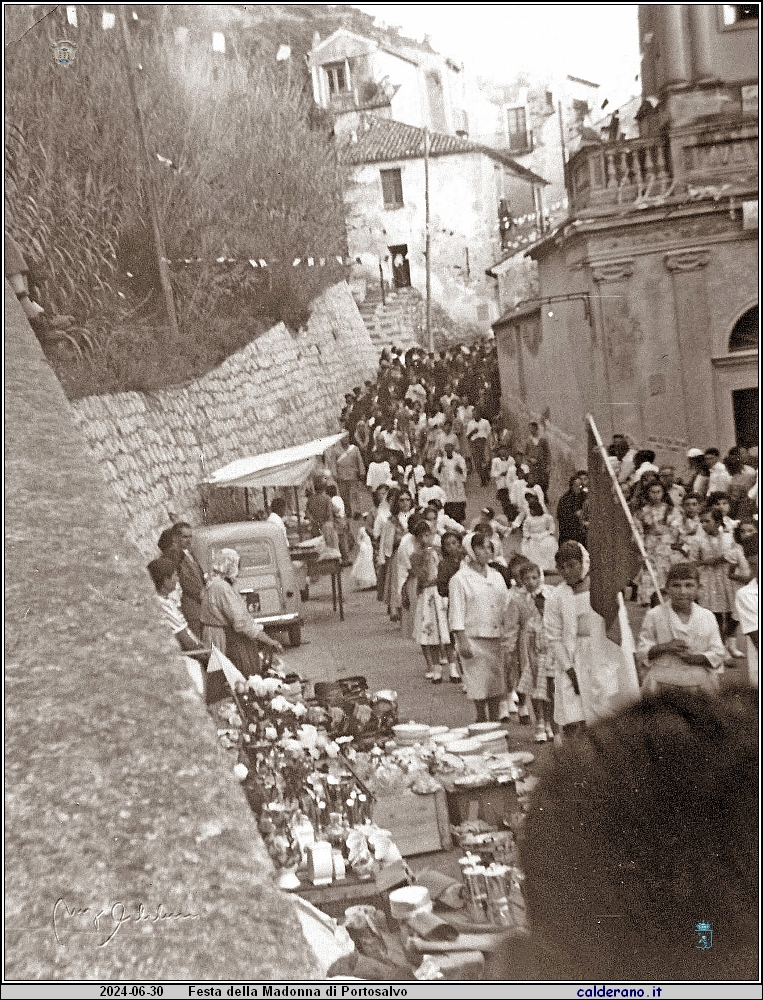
[493,4,758,472]
[339,115,548,332]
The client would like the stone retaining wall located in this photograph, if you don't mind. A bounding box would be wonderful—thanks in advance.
[6,281,320,980]
[71,282,379,557]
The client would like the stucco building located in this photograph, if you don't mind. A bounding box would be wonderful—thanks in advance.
[493,4,758,470]
[339,115,547,332]
[308,26,468,136]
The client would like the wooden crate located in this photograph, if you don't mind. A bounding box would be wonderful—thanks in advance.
[445,781,518,829]
[373,788,452,857]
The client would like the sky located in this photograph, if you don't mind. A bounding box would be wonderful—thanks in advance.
[355,4,642,110]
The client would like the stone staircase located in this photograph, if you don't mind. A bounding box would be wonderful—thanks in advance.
[353,281,426,352]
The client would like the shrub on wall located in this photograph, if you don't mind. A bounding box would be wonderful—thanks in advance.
[4,7,347,396]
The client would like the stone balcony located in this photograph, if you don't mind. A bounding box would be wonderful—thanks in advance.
[568,136,674,215]
[567,119,758,216]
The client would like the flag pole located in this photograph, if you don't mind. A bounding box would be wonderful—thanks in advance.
[586,413,666,605]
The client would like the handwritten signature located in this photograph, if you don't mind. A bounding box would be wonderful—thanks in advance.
[53,898,199,947]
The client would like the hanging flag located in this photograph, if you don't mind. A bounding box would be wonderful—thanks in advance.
[586,415,642,626]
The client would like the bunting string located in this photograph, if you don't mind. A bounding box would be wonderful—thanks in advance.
[163,255,355,269]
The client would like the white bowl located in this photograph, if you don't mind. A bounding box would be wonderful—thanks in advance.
[392,723,431,744]
[468,721,503,736]
[432,727,470,745]
[447,738,485,756]
[474,730,508,744]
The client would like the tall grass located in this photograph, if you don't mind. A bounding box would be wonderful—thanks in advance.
[4,6,347,396]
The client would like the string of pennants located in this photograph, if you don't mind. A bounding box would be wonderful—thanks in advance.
[166,255,355,269]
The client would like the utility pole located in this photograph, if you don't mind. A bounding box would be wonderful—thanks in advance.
[118,9,179,338]
[558,100,569,204]
[424,126,433,352]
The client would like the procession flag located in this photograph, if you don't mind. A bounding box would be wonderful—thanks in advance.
[586,415,643,626]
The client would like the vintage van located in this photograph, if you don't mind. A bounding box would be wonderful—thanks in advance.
[191,521,304,647]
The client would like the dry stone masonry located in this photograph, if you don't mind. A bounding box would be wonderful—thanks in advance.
[72,282,379,558]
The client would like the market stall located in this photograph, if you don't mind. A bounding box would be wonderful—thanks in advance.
[204,433,348,618]
[204,431,348,532]
[208,648,535,980]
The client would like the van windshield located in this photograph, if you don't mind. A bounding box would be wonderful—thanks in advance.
[213,541,273,571]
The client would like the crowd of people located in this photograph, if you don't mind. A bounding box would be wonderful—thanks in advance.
[145,341,758,736]
[323,347,759,737]
[606,438,758,660]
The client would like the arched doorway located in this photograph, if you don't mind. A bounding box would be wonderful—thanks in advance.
[713,304,758,449]
[729,307,758,448]
[729,305,758,352]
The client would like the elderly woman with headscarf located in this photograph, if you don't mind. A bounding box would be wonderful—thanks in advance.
[200,548,283,677]
[545,541,640,736]
[448,530,511,722]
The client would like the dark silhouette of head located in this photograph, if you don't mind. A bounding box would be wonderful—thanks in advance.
[518,688,758,981]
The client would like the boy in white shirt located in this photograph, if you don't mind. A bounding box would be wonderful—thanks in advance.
[366,452,392,492]
[466,408,493,486]
[418,473,447,508]
[637,562,727,694]
[491,443,517,519]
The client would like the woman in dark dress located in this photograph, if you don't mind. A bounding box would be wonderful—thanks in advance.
[556,474,587,547]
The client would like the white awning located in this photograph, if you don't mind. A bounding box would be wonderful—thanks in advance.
[205,432,347,489]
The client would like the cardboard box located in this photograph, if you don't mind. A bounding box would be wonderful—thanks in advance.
[373,787,452,857]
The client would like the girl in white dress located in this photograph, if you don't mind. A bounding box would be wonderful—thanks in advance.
[408,520,451,682]
[350,515,377,590]
[520,495,558,572]
[545,541,640,735]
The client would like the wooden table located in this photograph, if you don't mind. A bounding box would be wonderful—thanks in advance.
[305,555,345,621]
[292,859,408,918]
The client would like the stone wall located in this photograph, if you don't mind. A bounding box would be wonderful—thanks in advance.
[71,282,379,558]
[6,281,319,980]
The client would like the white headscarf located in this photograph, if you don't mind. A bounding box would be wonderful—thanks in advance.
[564,541,590,579]
[462,531,478,562]
[212,547,239,580]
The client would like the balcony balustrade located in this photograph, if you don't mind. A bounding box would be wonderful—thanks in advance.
[568,137,674,214]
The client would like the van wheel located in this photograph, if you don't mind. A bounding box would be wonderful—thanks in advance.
[288,624,302,648]
[300,585,309,602]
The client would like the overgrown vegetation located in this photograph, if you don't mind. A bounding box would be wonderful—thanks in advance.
[4,6,347,397]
